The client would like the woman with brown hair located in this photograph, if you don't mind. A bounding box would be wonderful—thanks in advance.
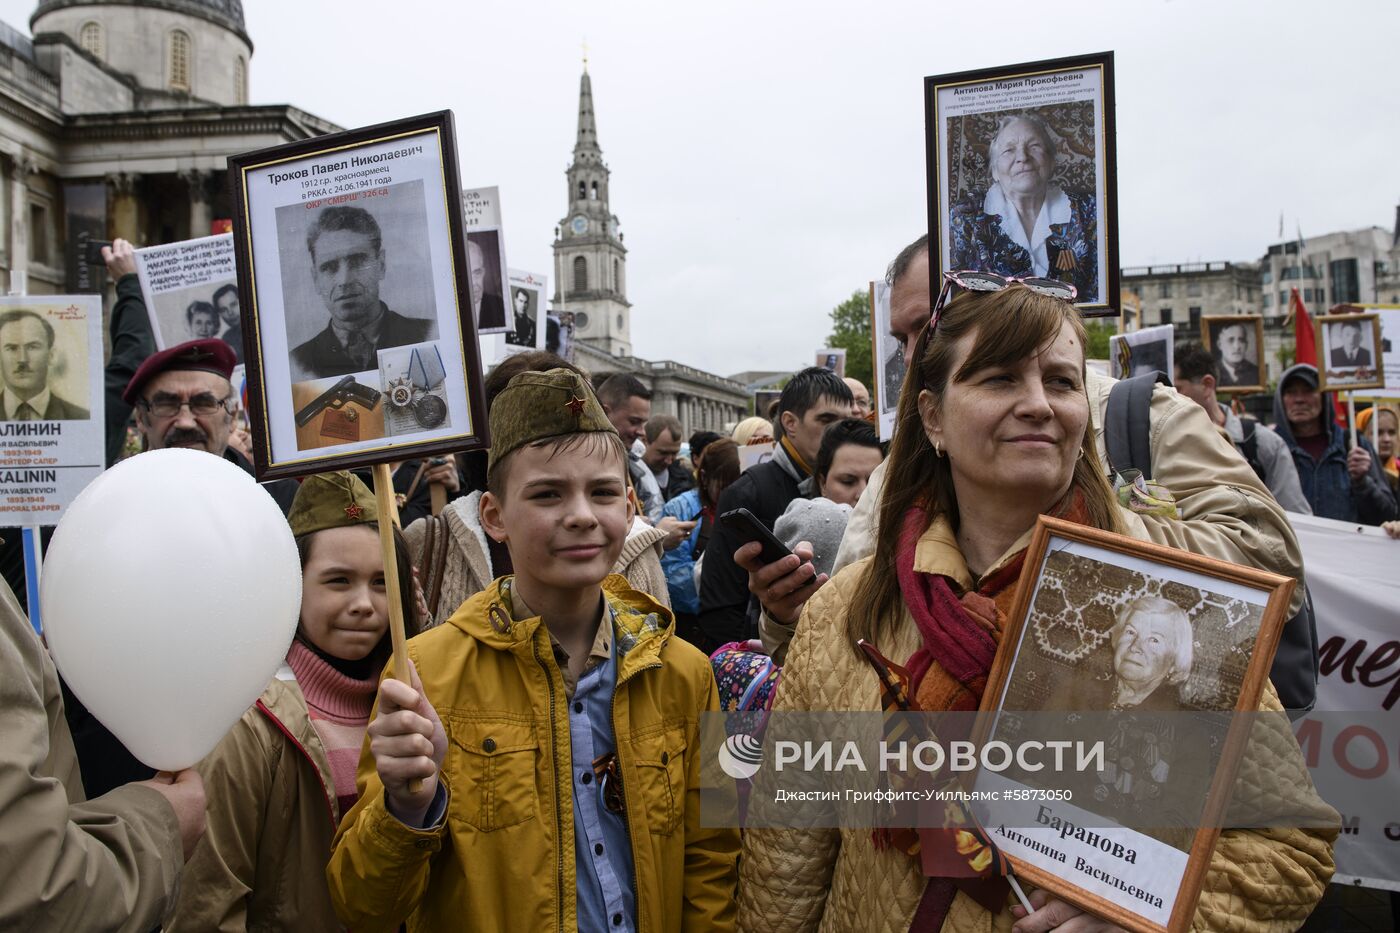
[737,282,1336,932]
[662,436,741,646]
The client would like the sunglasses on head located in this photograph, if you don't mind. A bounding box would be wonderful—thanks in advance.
[929,270,1078,334]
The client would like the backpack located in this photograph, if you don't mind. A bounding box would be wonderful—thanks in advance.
[1237,419,1268,484]
[1104,372,1318,716]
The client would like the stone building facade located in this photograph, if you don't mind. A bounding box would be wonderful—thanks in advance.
[0,0,340,298]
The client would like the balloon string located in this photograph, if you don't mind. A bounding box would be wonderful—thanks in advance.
[372,462,421,795]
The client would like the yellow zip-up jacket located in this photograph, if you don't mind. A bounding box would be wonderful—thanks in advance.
[327,574,739,932]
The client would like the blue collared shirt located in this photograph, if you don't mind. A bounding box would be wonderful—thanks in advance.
[566,611,637,933]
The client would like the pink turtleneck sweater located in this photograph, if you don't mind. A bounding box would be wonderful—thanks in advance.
[285,640,379,816]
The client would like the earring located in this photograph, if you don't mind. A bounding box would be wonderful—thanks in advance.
[934,440,944,458]
[1077,447,1085,461]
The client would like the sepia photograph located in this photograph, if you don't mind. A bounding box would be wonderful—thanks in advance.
[229,110,489,479]
[1202,315,1265,392]
[0,295,105,522]
[927,52,1118,316]
[1316,312,1384,392]
[972,518,1295,933]
[1109,324,1173,382]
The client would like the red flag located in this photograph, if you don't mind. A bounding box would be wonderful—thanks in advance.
[1290,288,1317,367]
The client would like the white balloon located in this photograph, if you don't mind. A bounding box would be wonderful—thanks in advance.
[42,448,301,771]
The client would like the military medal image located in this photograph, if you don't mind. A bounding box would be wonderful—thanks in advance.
[413,394,448,428]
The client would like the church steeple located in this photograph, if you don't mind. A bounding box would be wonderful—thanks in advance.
[574,68,599,161]
[554,63,630,356]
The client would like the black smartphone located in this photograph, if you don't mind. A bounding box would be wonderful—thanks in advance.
[720,507,808,572]
[84,238,112,265]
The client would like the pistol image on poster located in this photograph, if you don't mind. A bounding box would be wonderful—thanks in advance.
[295,376,382,427]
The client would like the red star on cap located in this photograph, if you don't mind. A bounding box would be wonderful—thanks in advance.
[565,395,587,417]
[344,503,364,520]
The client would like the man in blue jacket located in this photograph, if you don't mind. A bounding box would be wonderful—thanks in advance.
[1273,363,1398,525]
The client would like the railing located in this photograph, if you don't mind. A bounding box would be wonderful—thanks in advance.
[0,38,60,109]
[1121,262,1237,277]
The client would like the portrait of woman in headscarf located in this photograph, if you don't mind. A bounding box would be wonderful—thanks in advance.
[948,111,1099,302]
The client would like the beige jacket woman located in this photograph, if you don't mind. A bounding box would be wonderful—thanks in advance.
[738,519,1338,933]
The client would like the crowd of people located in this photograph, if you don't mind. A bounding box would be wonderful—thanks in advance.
[0,227,1392,932]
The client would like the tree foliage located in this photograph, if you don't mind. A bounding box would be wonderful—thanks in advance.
[826,288,874,389]
[1083,320,1115,360]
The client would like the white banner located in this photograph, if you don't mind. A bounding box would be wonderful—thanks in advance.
[1289,513,1400,891]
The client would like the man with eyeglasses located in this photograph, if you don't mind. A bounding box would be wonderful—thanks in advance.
[122,338,298,515]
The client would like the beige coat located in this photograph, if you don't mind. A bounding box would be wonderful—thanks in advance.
[404,490,672,624]
[739,522,1337,933]
[0,579,182,931]
[167,674,342,932]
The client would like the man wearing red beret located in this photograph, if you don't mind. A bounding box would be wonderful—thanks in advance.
[123,338,298,515]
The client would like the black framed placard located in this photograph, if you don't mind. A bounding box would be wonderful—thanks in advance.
[925,52,1119,317]
[229,110,488,480]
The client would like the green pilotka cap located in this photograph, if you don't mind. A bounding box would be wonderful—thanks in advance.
[287,470,379,538]
[487,368,617,473]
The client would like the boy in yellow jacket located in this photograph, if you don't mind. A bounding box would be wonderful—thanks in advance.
[327,368,739,932]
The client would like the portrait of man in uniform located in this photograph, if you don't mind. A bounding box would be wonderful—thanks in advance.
[288,205,437,382]
[0,309,89,420]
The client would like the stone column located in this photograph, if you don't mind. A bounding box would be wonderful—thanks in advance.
[181,169,214,238]
[106,172,140,240]
[8,154,33,289]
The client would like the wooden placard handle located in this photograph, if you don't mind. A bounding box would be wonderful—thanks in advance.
[372,463,422,795]
[430,482,447,516]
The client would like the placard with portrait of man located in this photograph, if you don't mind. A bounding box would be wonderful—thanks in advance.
[229,111,488,480]
[1316,312,1385,391]
[0,295,105,523]
[1203,314,1265,392]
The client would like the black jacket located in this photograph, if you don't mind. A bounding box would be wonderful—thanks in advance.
[289,305,435,382]
[696,457,804,654]
[105,273,157,467]
[660,461,695,503]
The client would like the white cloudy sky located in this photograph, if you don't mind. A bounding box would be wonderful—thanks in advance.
[4,0,1398,377]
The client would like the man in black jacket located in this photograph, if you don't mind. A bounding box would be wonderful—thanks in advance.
[695,367,853,653]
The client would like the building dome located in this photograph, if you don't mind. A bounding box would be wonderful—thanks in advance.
[33,0,249,47]
[32,0,252,106]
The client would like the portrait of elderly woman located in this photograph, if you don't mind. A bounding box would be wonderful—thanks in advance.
[1104,596,1194,710]
[947,111,1099,302]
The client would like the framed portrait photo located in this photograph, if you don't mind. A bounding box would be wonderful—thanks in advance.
[970,517,1295,933]
[870,280,905,440]
[1315,312,1385,392]
[1201,314,1266,393]
[926,52,1119,317]
[1108,323,1174,382]
[504,268,549,353]
[753,388,782,421]
[815,347,846,378]
[0,295,104,523]
[1334,305,1398,398]
[228,110,488,480]
[462,186,511,334]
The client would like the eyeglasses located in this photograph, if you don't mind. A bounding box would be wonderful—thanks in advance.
[930,270,1078,334]
[138,393,232,418]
